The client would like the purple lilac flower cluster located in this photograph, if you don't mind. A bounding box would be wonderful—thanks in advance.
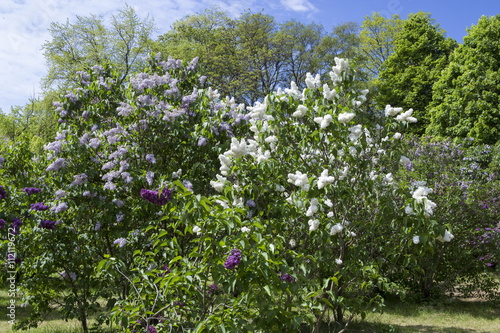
[148,326,158,333]
[224,249,242,270]
[39,220,56,230]
[0,219,6,229]
[31,202,49,211]
[12,217,22,234]
[140,187,173,205]
[23,187,42,195]
[279,272,296,283]
[0,185,7,200]
[208,283,220,295]
[162,265,171,277]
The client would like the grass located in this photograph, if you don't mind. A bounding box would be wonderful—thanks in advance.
[0,290,112,333]
[348,296,500,333]
[1,289,499,332]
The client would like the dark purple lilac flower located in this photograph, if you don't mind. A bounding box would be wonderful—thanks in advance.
[39,220,56,230]
[162,265,171,276]
[279,272,296,283]
[140,187,173,205]
[31,202,49,211]
[23,187,42,195]
[0,219,5,229]
[12,217,22,234]
[173,301,185,308]
[148,326,158,333]
[224,249,242,270]
[208,284,220,295]
[0,185,7,200]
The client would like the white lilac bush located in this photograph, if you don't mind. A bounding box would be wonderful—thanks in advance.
[0,55,455,333]
[96,58,454,332]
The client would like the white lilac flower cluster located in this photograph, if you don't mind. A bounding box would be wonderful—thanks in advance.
[385,105,417,123]
[306,198,319,217]
[288,171,310,191]
[330,57,350,85]
[317,169,335,189]
[406,186,437,217]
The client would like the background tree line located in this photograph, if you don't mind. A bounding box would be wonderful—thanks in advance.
[1,6,500,151]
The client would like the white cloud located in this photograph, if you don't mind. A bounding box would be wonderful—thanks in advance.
[280,0,317,12]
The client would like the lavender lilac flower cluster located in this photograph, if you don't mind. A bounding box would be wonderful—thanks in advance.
[140,187,173,205]
[224,249,242,270]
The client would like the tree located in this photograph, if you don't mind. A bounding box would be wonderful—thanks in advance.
[273,20,324,89]
[358,12,404,78]
[316,22,360,77]
[427,15,500,144]
[42,5,155,90]
[0,96,58,153]
[376,12,456,134]
[153,8,243,100]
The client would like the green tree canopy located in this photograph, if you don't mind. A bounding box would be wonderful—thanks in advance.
[427,15,500,144]
[358,12,404,78]
[42,5,155,90]
[153,8,362,104]
[376,12,456,134]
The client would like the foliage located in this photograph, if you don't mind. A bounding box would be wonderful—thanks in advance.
[3,6,498,333]
[0,55,249,333]
[0,95,59,153]
[376,12,457,134]
[42,5,155,91]
[358,12,404,79]
[153,8,362,106]
[91,57,453,332]
[393,137,500,299]
[427,15,500,144]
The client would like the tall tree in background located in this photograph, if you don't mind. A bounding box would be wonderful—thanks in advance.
[42,5,155,90]
[358,12,403,79]
[0,94,58,153]
[233,11,285,104]
[153,8,242,98]
[274,20,323,88]
[427,15,500,144]
[316,21,360,77]
[376,12,456,134]
[154,9,345,104]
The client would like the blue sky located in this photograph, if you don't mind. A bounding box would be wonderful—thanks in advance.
[1,0,499,112]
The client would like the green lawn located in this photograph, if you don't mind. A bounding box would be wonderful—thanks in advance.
[348,297,500,333]
[2,289,499,332]
[0,290,111,333]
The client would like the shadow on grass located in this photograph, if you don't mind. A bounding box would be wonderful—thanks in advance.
[0,290,114,333]
[381,296,500,321]
[349,322,479,333]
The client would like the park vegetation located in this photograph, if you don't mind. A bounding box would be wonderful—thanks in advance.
[1,6,499,333]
